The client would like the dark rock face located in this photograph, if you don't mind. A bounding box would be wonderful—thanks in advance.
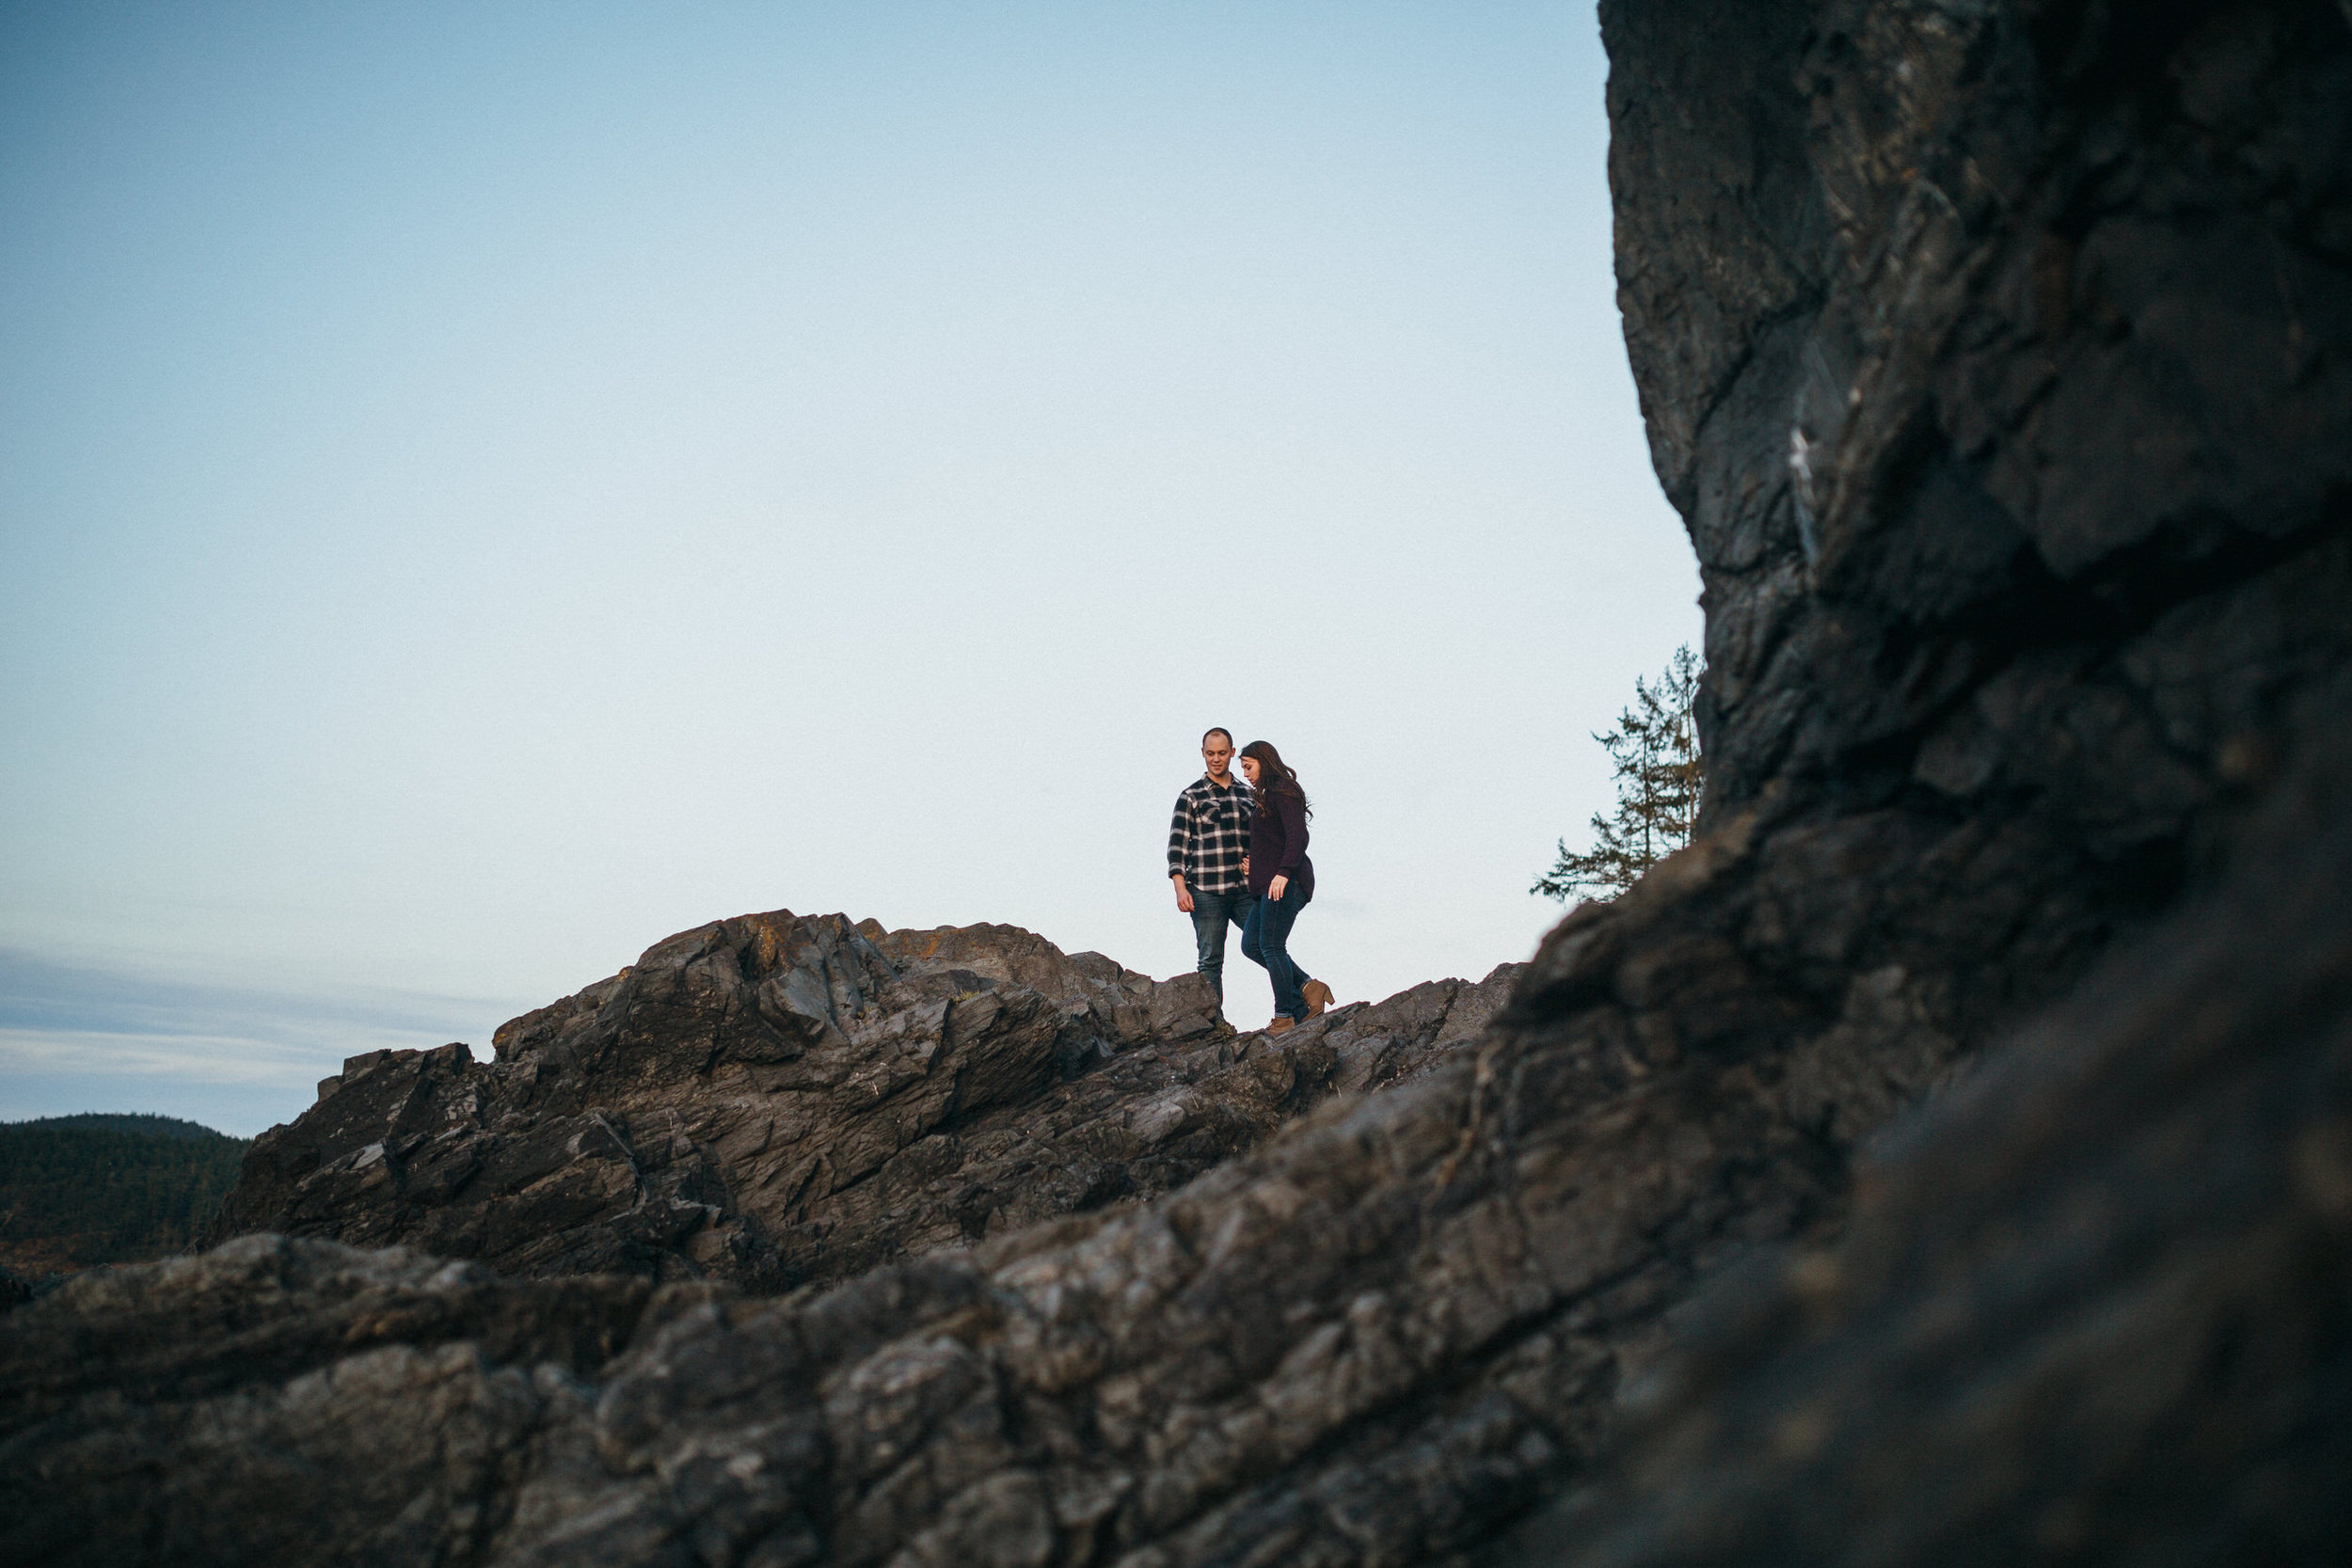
[8,2,2349,1564]
[212,909,1521,1291]
[1491,685,2352,1565]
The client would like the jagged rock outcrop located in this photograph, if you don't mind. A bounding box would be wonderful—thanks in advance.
[6,2,2348,1564]
[211,911,1522,1291]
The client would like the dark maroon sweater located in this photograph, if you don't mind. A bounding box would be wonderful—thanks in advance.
[1246,786,1314,901]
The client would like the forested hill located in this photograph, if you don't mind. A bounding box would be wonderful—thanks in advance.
[0,1114,248,1275]
[21,1112,230,1141]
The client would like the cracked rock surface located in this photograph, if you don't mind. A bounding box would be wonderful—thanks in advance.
[7,1,2349,1564]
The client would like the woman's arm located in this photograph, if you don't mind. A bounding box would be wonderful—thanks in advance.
[1275,791,1308,871]
[1266,790,1307,899]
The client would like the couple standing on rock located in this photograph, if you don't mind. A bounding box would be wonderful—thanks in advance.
[1167,728,1334,1035]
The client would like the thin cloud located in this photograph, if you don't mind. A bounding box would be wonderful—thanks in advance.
[0,948,520,1135]
[0,1028,330,1084]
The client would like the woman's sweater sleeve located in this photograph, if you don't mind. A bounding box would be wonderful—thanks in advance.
[1275,792,1308,871]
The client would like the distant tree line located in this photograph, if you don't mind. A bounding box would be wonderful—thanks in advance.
[0,1115,247,1274]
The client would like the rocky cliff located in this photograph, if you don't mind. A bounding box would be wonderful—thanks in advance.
[208,912,1519,1291]
[6,2,2348,1564]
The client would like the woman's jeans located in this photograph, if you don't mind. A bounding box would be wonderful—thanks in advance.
[1241,883,1311,1022]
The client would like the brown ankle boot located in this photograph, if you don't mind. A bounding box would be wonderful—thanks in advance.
[1302,979,1333,1017]
[1265,1017,1295,1036]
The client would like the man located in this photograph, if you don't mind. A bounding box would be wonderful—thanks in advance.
[1168,728,1258,1012]
[1168,729,1332,1020]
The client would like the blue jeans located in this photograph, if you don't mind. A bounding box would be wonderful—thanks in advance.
[1241,882,1311,1022]
[1188,884,1258,1003]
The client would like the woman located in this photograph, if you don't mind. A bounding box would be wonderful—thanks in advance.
[1237,740,1335,1034]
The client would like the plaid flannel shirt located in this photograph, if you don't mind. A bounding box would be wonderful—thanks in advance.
[1168,775,1256,895]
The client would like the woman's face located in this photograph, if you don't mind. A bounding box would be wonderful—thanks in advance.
[1238,756,1262,786]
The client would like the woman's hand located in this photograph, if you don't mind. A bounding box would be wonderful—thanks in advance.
[1268,874,1288,901]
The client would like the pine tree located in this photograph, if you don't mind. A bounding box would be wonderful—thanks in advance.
[1533,644,1702,903]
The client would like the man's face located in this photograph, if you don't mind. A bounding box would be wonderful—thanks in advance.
[1202,736,1234,778]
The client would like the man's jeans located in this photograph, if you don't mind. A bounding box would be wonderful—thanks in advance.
[1188,884,1257,1004]
[1241,882,1311,1022]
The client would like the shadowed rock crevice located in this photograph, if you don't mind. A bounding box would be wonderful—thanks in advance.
[7,1,2348,1563]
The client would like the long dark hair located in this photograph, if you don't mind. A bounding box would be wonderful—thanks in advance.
[1240,740,1311,818]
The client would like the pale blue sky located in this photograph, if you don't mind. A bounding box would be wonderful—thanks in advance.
[1,1,1698,1136]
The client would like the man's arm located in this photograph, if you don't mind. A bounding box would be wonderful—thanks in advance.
[1168,793,1196,912]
